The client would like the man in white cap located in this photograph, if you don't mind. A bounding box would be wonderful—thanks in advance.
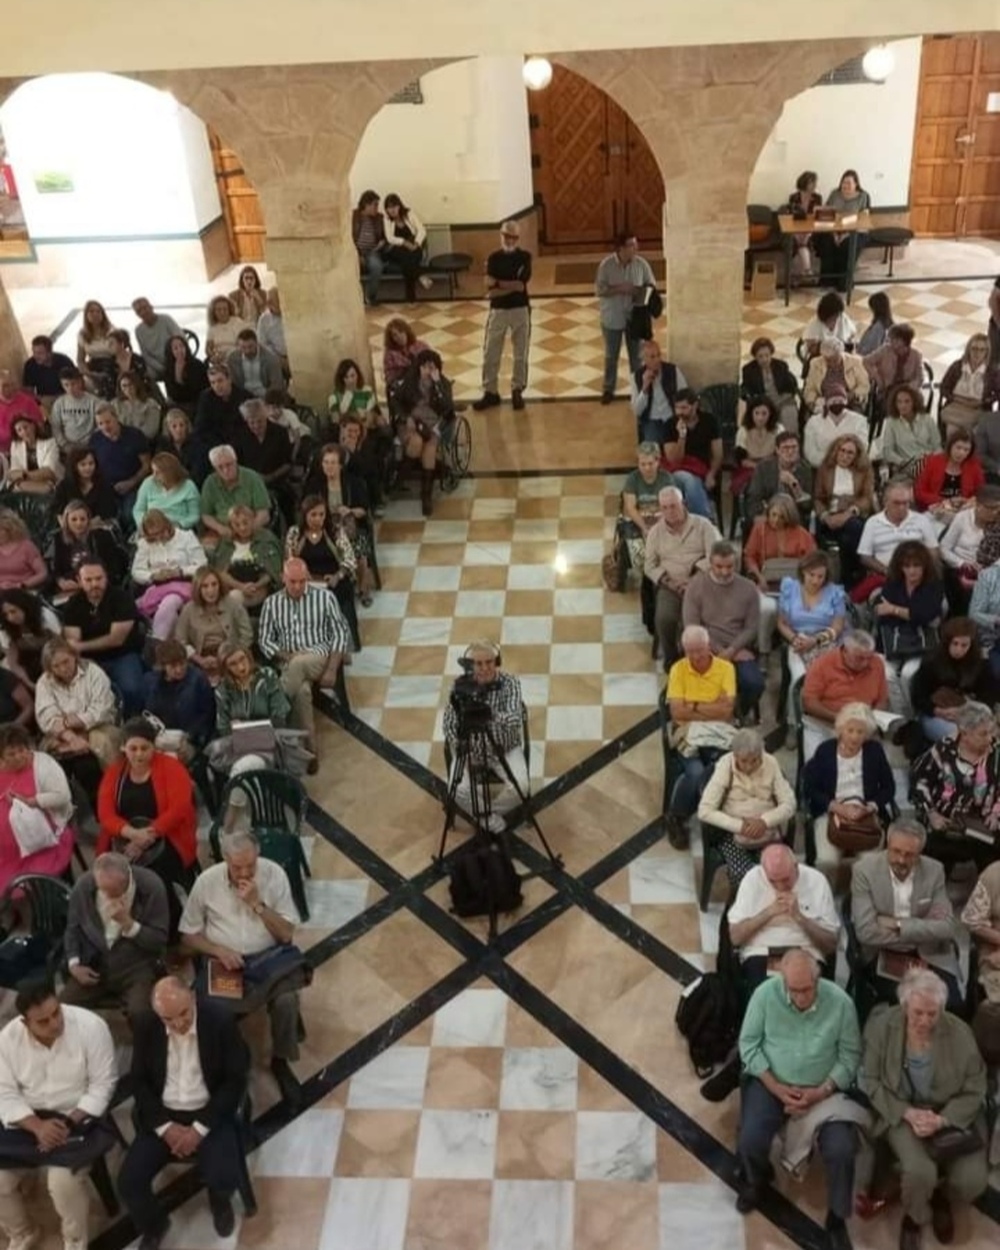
[472,221,532,412]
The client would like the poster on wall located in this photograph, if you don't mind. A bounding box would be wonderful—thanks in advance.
[0,121,31,252]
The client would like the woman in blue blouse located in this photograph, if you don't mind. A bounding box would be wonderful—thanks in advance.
[776,550,848,686]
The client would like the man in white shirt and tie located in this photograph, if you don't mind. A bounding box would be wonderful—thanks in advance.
[119,977,249,1250]
[0,979,117,1250]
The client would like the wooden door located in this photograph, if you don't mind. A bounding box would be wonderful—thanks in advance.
[529,65,664,250]
[208,127,266,263]
[910,35,1000,238]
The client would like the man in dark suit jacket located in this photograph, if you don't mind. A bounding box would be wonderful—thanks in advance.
[61,854,168,1019]
[118,977,249,1250]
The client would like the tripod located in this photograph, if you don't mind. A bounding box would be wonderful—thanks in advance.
[438,720,561,871]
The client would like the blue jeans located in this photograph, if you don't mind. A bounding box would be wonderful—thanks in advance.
[98,652,146,718]
[670,470,712,520]
[989,644,1000,681]
[735,658,765,715]
[602,327,641,394]
[671,748,723,819]
[919,714,956,743]
[360,249,386,305]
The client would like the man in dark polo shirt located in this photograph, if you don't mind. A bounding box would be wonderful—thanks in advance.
[90,405,151,524]
[62,560,146,716]
[194,364,251,451]
[234,398,294,522]
[22,335,75,406]
[472,220,532,412]
[661,388,723,521]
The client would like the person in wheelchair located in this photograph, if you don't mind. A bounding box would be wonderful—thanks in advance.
[442,641,528,834]
[620,442,676,571]
[394,348,456,517]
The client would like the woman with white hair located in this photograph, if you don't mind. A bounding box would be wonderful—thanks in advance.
[697,727,796,886]
[802,702,895,870]
[861,967,988,1250]
[803,337,870,415]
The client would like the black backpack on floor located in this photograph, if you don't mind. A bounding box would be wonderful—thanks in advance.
[674,905,743,1077]
[448,836,523,924]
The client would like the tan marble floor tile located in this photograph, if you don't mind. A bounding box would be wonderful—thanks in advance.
[551,615,603,643]
[450,616,505,646]
[466,518,516,542]
[558,517,606,539]
[522,800,640,875]
[510,540,559,563]
[344,675,390,707]
[492,642,552,672]
[417,541,468,565]
[432,496,475,519]
[494,1110,576,1179]
[574,1180,660,1250]
[471,477,520,497]
[423,1047,504,1108]
[516,496,562,519]
[380,707,440,742]
[503,1001,561,1047]
[504,590,555,616]
[334,1109,421,1176]
[603,640,654,672]
[307,838,373,881]
[407,590,460,617]
[576,1063,638,1111]
[235,1177,330,1250]
[377,566,416,591]
[459,564,509,589]
[563,474,611,495]
[543,740,598,777]
[404,1179,493,1250]
[378,520,427,543]
[742,1212,804,1250]
[393,645,450,676]
[602,705,653,740]
[656,1131,718,1182]
[556,564,604,588]
[356,617,403,646]
[428,742,447,776]
[548,674,603,705]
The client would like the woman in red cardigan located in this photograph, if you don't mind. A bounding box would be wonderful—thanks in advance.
[97,718,197,934]
[914,428,986,525]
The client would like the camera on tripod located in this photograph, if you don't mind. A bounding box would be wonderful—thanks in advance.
[450,657,494,734]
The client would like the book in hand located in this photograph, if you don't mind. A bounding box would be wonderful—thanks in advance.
[207,958,244,1000]
[877,948,924,982]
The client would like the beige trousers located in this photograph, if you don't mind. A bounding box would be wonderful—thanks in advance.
[280,652,330,740]
[482,306,530,392]
[0,1165,90,1243]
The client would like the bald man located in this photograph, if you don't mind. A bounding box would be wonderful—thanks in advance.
[728,844,839,988]
[119,977,249,1250]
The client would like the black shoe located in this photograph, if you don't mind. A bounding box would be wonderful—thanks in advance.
[138,1224,170,1250]
[763,724,787,753]
[472,391,501,411]
[208,1192,235,1238]
[511,389,525,410]
[930,1190,954,1245]
[600,391,614,405]
[700,1054,740,1102]
[664,812,690,851]
[735,1182,761,1214]
[825,1214,853,1250]
[900,1216,922,1250]
[271,1056,304,1111]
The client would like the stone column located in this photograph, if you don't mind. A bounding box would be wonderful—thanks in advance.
[0,282,27,379]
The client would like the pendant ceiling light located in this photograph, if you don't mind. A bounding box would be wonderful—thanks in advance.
[523,56,554,91]
[862,44,895,83]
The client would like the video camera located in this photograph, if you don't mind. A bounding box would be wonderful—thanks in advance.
[450,657,495,735]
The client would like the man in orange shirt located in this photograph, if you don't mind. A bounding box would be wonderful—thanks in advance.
[802,631,889,757]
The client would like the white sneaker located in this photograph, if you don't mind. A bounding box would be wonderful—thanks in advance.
[486,813,506,834]
[418,275,434,290]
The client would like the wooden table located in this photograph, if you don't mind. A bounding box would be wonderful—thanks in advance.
[777,210,872,305]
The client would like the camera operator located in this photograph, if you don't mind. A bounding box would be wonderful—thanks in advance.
[443,641,528,832]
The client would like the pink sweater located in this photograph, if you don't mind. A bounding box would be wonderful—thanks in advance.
[0,539,47,589]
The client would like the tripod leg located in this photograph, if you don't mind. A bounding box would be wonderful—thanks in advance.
[486,731,562,868]
[439,742,471,862]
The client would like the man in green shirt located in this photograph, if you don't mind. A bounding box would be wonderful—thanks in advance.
[200,445,271,541]
[737,949,861,1250]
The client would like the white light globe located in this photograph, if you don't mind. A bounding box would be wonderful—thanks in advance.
[862,45,895,83]
[523,56,554,91]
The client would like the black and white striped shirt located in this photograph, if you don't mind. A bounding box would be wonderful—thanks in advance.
[257,585,351,659]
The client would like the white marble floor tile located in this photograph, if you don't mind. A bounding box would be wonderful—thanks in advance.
[527,741,546,779]
[546,705,604,741]
[657,1180,746,1250]
[422,520,470,543]
[346,1046,430,1109]
[464,541,512,565]
[358,591,409,619]
[375,542,420,567]
[384,676,444,707]
[558,495,605,518]
[398,617,453,646]
[499,1047,578,1111]
[512,518,560,541]
[628,853,698,904]
[554,539,605,565]
[489,1179,574,1250]
[348,646,397,677]
[319,1178,410,1250]
[602,672,660,706]
[549,643,604,674]
[302,878,370,930]
[411,565,463,591]
[553,587,604,616]
[517,674,551,706]
[385,498,425,522]
[161,1195,242,1249]
[352,707,384,732]
[500,616,553,644]
[414,1109,499,1179]
[253,1107,344,1177]
[471,497,518,519]
[431,987,508,1046]
[576,1110,657,1181]
[455,589,508,616]
[507,563,557,590]
[517,477,564,497]
[396,741,432,767]
[603,612,651,642]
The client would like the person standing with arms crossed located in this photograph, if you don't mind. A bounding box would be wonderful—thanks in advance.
[473,221,532,412]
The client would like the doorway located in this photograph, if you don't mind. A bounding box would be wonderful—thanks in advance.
[529,65,664,251]
[208,127,266,262]
[909,34,1000,238]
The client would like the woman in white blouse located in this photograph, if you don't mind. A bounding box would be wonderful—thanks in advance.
[131,508,205,638]
[6,415,61,495]
[940,334,999,437]
[383,193,432,302]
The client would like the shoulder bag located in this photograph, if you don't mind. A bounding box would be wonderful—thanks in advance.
[827,797,883,855]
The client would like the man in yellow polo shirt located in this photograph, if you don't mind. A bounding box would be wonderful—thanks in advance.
[665,624,736,849]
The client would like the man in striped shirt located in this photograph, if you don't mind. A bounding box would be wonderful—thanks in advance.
[257,559,351,764]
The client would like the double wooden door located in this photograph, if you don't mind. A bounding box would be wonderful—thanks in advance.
[910,34,1000,238]
[529,65,664,250]
[208,127,266,263]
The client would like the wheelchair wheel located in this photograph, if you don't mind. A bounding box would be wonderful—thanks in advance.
[451,414,472,476]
